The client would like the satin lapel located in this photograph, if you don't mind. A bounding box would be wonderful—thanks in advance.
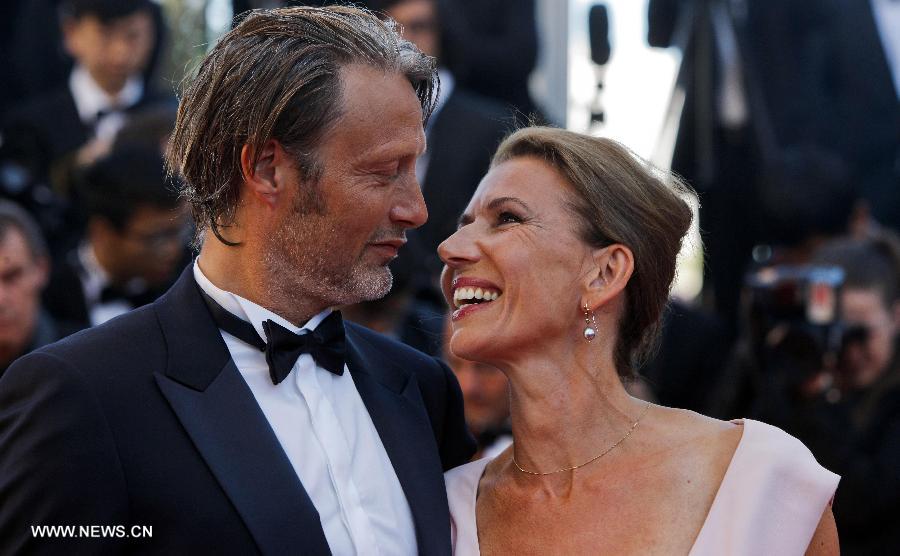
[344,329,450,556]
[153,268,330,556]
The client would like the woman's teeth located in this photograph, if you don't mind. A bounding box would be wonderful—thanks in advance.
[452,287,501,309]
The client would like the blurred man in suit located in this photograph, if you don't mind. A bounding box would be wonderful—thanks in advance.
[815,0,900,234]
[647,0,853,333]
[0,202,65,378]
[42,148,189,330]
[2,0,165,194]
[0,7,474,554]
[436,0,540,121]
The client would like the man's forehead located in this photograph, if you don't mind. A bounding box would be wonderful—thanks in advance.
[326,65,427,162]
[0,229,34,268]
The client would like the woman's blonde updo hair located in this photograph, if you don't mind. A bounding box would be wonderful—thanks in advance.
[492,127,694,378]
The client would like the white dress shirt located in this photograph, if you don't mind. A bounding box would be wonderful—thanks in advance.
[871,0,900,99]
[193,261,417,555]
[69,65,143,141]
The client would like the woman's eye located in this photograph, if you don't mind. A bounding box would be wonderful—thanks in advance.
[497,211,522,225]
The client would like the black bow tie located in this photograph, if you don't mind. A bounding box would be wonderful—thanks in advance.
[200,290,346,385]
[99,283,151,307]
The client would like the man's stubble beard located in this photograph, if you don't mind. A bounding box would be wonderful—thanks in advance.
[261,186,393,317]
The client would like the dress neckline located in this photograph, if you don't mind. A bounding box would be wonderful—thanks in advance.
[465,419,749,555]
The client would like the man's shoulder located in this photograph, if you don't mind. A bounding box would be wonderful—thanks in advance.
[345,321,447,379]
[16,304,166,379]
[346,322,440,362]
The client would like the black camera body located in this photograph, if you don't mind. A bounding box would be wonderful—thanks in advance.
[742,266,846,383]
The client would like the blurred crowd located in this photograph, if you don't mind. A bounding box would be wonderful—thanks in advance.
[0,0,898,553]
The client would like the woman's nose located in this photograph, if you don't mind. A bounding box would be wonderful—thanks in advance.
[438,225,480,268]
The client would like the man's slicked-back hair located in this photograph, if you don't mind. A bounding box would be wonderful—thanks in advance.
[166,5,438,245]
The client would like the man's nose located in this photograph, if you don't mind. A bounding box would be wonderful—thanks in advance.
[390,176,428,229]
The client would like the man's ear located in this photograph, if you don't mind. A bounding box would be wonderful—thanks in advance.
[582,244,634,312]
[33,255,50,290]
[61,17,84,58]
[240,139,293,209]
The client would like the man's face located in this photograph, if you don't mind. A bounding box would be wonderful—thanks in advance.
[385,0,440,59]
[0,229,48,355]
[96,204,190,286]
[63,11,155,95]
[263,64,428,310]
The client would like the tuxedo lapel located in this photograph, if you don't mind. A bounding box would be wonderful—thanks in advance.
[153,268,330,556]
[345,329,450,556]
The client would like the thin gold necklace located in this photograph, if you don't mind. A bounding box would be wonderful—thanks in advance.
[512,402,652,476]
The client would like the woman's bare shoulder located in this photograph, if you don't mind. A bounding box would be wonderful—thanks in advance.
[641,406,744,472]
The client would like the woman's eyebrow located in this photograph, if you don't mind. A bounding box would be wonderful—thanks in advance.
[457,197,532,227]
[486,196,530,213]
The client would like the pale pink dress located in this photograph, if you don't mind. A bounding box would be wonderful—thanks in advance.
[445,419,840,555]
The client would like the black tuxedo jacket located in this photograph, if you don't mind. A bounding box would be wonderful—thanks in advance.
[0,267,475,554]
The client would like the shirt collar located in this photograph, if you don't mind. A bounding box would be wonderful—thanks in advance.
[78,241,113,302]
[69,65,144,124]
[192,259,331,343]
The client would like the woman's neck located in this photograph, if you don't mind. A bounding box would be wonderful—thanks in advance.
[502,350,645,476]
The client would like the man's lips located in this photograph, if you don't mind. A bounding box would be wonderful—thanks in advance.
[368,239,406,257]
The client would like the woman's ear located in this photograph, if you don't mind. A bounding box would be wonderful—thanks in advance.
[582,244,634,311]
[239,139,292,209]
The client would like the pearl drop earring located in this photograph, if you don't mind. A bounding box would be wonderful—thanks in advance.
[582,304,597,342]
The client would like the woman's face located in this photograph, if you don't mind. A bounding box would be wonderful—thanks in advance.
[438,156,594,363]
[840,288,899,388]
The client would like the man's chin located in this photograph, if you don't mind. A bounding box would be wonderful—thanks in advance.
[357,267,393,302]
[332,265,393,306]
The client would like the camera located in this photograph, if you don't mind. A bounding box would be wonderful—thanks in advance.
[742,266,852,387]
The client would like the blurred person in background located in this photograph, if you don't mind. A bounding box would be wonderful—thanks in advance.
[436,0,542,123]
[111,101,177,155]
[812,0,900,234]
[639,298,730,413]
[42,148,189,330]
[4,0,166,117]
[709,144,866,419]
[2,0,167,199]
[738,232,900,554]
[373,0,513,281]
[647,0,858,335]
[0,202,67,378]
[442,318,510,459]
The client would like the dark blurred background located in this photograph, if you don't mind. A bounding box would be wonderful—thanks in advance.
[1,2,897,552]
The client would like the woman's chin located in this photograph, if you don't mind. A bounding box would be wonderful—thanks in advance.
[449,333,499,365]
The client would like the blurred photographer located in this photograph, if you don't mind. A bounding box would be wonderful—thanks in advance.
[794,233,900,554]
[726,233,900,554]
